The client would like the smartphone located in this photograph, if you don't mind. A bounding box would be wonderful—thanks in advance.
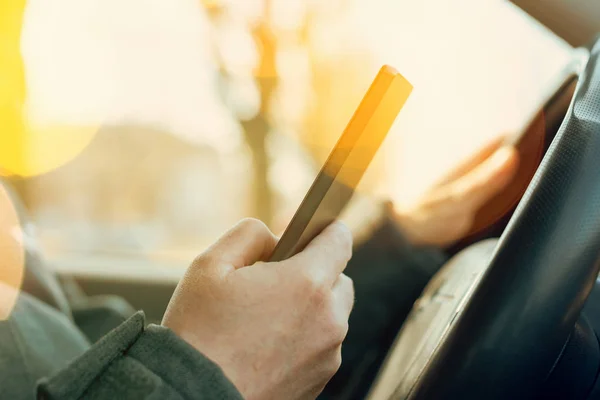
[458,47,589,242]
[268,65,413,262]
[505,47,589,146]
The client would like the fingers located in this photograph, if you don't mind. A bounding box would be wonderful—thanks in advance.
[437,135,507,185]
[198,218,279,271]
[285,221,353,285]
[447,146,519,209]
[332,273,355,321]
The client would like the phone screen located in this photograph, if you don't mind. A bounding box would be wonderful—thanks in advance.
[269,65,413,262]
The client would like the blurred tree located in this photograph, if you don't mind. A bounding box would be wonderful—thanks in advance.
[202,0,276,225]
[242,6,278,226]
[200,0,379,225]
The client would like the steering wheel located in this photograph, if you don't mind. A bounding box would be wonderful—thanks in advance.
[368,39,600,400]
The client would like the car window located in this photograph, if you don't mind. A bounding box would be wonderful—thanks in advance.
[5,0,574,272]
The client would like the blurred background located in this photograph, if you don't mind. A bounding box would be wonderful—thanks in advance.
[1,0,593,275]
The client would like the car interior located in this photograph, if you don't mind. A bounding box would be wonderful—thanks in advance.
[2,1,600,399]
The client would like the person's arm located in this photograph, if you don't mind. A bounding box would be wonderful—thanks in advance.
[37,312,243,400]
[38,219,354,400]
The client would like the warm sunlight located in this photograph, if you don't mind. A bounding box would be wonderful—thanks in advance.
[7,0,576,265]
[356,0,574,205]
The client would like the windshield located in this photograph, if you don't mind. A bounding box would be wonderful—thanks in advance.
[2,0,574,274]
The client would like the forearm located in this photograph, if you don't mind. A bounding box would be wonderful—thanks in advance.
[38,312,243,400]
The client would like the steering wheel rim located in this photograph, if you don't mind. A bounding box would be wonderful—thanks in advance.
[416,43,599,399]
[370,40,600,400]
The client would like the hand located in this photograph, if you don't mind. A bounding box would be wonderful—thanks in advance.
[392,137,519,247]
[162,218,354,400]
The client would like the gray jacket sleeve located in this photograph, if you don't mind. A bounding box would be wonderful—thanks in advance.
[37,312,243,400]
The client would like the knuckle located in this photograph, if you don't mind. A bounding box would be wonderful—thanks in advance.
[340,274,354,294]
[333,223,353,261]
[322,222,353,261]
[190,252,215,271]
[324,310,349,347]
[188,253,223,285]
[334,319,349,344]
[330,323,348,347]
[325,349,343,377]
[237,218,276,247]
[238,218,269,235]
[335,274,355,314]
[309,280,330,306]
[299,269,326,292]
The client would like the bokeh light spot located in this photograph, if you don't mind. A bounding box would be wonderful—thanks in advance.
[0,123,97,178]
[0,0,97,177]
[0,184,24,320]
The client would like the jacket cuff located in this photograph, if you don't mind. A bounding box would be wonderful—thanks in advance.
[126,323,244,399]
[37,311,243,400]
[37,311,146,399]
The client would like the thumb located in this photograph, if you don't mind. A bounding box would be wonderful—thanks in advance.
[198,219,279,272]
